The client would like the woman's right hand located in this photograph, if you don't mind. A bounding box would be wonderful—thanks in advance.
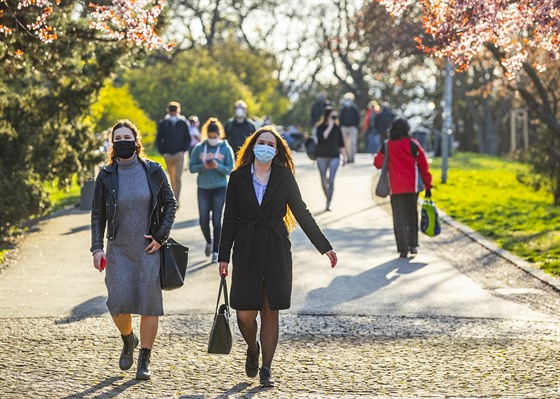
[93,251,105,272]
[218,261,229,277]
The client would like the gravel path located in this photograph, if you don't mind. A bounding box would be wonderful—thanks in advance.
[1,314,559,398]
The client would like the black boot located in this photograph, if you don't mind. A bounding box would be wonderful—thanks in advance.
[259,366,275,387]
[136,348,152,380]
[119,332,138,370]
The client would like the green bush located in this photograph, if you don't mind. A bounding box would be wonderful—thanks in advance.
[125,42,290,126]
[0,171,47,236]
[89,81,157,147]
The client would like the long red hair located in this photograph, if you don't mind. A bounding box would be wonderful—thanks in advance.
[235,125,296,232]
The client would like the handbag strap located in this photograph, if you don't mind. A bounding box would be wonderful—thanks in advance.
[215,276,229,313]
[383,140,389,164]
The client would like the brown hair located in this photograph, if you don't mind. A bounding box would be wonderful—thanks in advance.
[315,106,338,127]
[106,119,147,165]
[200,117,226,140]
[235,125,296,232]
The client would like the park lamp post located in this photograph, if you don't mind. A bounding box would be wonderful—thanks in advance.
[441,60,453,184]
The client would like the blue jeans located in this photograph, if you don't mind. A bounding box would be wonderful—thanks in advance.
[197,187,226,252]
[316,157,340,203]
[367,133,380,154]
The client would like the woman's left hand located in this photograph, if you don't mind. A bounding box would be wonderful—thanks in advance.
[144,235,162,253]
[325,249,338,268]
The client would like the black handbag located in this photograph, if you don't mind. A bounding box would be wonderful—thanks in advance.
[207,276,233,354]
[159,237,189,291]
[305,137,317,160]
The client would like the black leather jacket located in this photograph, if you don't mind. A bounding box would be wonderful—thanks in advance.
[90,158,177,253]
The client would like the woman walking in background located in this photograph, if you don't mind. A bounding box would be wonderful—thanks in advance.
[90,120,176,380]
[189,118,234,262]
[363,100,382,155]
[373,118,432,258]
[218,126,338,387]
[315,106,348,211]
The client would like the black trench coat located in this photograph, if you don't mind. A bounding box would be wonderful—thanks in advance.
[218,163,332,310]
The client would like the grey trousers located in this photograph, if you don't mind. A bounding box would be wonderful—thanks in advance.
[341,125,358,161]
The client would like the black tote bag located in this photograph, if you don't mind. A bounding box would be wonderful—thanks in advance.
[159,237,189,291]
[305,137,317,160]
[207,276,233,354]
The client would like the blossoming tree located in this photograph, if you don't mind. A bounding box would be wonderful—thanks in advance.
[377,0,560,77]
[377,0,560,203]
[0,0,172,56]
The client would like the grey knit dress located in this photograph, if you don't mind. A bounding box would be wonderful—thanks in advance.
[105,155,163,316]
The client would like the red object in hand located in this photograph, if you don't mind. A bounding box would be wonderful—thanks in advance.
[100,256,107,271]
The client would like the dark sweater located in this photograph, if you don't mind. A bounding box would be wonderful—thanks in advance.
[224,118,257,155]
[156,116,191,155]
[315,124,344,158]
[339,104,360,127]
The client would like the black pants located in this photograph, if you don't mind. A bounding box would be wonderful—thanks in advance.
[390,193,419,253]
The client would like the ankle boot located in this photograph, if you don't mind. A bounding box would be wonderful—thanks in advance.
[136,348,152,380]
[119,332,138,370]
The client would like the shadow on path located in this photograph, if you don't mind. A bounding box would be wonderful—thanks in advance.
[62,224,90,235]
[173,218,199,230]
[61,376,139,398]
[207,382,250,399]
[55,295,108,324]
[302,258,427,313]
[186,260,214,275]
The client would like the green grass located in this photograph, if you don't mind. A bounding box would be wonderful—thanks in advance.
[44,175,81,212]
[430,152,560,277]
[145,148,165,168]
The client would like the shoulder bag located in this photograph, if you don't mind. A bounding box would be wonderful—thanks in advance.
[305,136,317,160]
[208,275,233,354]
[160,237,189,291]
[375,140,390,198]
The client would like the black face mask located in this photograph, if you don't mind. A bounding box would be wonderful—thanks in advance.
[113,140,136,159]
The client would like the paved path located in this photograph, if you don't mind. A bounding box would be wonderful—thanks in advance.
[1,153,559,398]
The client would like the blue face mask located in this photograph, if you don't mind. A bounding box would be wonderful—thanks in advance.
[253,144,276,164]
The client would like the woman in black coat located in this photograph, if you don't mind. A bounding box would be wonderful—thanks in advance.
[218,125,338,387]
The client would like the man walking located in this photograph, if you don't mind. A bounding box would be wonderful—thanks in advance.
[374,102,396,143]
[224,100,256,157]
[339,92,360,163]
[156,101,191,207]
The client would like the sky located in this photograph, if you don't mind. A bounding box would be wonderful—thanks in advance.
[167,0,365,85]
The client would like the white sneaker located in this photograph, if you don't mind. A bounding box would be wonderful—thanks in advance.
[212,252,218,263]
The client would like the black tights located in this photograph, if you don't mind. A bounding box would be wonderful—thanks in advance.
[236,292,279,368]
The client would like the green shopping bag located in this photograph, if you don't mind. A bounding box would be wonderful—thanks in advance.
[421,199,441,237]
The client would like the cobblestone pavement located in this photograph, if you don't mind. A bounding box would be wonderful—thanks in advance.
[1,314,559,398]
[2,154,560,398]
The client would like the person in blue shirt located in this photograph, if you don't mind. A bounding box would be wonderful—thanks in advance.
[189,118,235,262]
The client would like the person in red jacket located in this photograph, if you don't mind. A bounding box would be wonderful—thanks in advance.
[373,118,432,258]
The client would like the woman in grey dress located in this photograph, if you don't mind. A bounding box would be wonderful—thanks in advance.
[91,120,176,380]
